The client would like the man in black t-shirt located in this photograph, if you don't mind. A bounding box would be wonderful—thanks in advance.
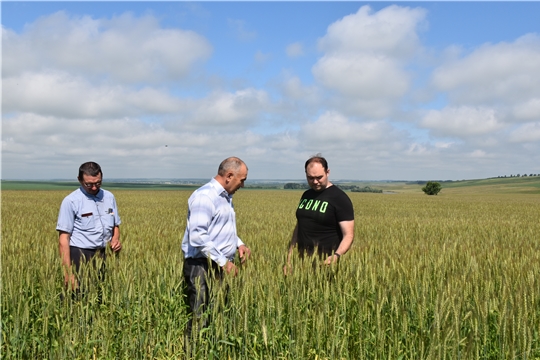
[284,155,355,274]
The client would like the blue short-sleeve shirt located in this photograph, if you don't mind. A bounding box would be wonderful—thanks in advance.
[56,187,121,249]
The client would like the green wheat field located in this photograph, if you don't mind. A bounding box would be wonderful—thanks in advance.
[1,183,539,359]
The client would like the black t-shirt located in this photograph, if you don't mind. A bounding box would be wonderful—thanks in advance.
[296,185,354,257]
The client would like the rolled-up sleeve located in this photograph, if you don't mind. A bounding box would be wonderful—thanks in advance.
[236,237,244,248]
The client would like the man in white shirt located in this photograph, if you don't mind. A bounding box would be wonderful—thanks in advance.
[181,157,251,337]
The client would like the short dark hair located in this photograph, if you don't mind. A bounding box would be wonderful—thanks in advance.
[305,154,328,172]
[78,162,102,179]
[218,157,247,176]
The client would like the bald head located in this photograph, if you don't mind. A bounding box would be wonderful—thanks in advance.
[215,157,248,195]
[217,157,248,176]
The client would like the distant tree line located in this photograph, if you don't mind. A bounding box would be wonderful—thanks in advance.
[336,184,383,193]
[283,183,383,193]
[496,174,538,178]
[245,185,282,189]
[283,183,309,190]
[349,186,383,193]
[406,180,454,185]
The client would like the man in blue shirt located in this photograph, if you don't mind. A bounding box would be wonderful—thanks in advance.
[182,156,251,337]
[56,161,122,291]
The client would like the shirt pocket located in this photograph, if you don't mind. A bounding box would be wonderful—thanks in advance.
[79,210,96,230]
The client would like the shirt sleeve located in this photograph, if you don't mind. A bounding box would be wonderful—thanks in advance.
[112,196,121,226]
[236,237,245,248]
[56,197,75,233]
[187,193,229,266]
[336,191,355,222]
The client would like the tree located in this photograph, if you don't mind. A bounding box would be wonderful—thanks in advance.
[284,182,308,190]
[422,181,442,195]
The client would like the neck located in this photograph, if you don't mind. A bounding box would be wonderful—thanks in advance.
[214,175,227,189]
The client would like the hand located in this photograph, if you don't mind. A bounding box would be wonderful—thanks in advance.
[222,261,238,277]
[324,254,339,266]
[64,273,78,290]
[238,245,251,264]
[283,262,292,276]
[110,238,122,252]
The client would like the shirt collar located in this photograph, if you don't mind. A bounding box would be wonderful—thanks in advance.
[79,186,103,200]
[210,178,232,200]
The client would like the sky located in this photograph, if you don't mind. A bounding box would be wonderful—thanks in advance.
[2,1,540,181]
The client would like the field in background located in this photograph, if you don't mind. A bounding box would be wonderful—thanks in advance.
[2,175,540,194]
[1,187,539,359]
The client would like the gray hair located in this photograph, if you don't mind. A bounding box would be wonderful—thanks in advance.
[218,157,247,176]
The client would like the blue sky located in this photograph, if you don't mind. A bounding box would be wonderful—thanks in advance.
[2,2,540,180]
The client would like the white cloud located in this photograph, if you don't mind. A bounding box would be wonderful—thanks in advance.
[513,98,540,121]
[509,122,540,143]
[434,141,454,149]
[312,5,426,118]
[1,112,267,178]
[180,89,270,128]
[420,106,505,138]
[431,34,540,106]
[281,76,320,103]
[301,111,402,148]
[3,71,184,118]
[265,132,300,151]
[317,5,426,58]
[2,4,539,181]
[286,42,304,58]
[2,11,212,83]
[313,53,409,99]
[469,149,488,158]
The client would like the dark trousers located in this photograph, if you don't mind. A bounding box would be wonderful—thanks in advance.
[183,257,224,337]
[68,246,106,299]
[70,246,106,273]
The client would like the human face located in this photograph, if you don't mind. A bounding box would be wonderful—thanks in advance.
[79,173,102,195]
[306,162,329,192]
[225,164,248,195]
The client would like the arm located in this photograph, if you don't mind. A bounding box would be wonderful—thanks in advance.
[188,195,226,264]
[58,231,76,289]
[324,220,354,265]
[109,226,122,252]
[188,194,239,275]
[283,223,298,275]
[110,196,122,253]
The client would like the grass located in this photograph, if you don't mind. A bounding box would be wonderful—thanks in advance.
[1,188,539,359]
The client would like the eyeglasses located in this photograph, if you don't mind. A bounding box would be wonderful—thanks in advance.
[82,182,102,188]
